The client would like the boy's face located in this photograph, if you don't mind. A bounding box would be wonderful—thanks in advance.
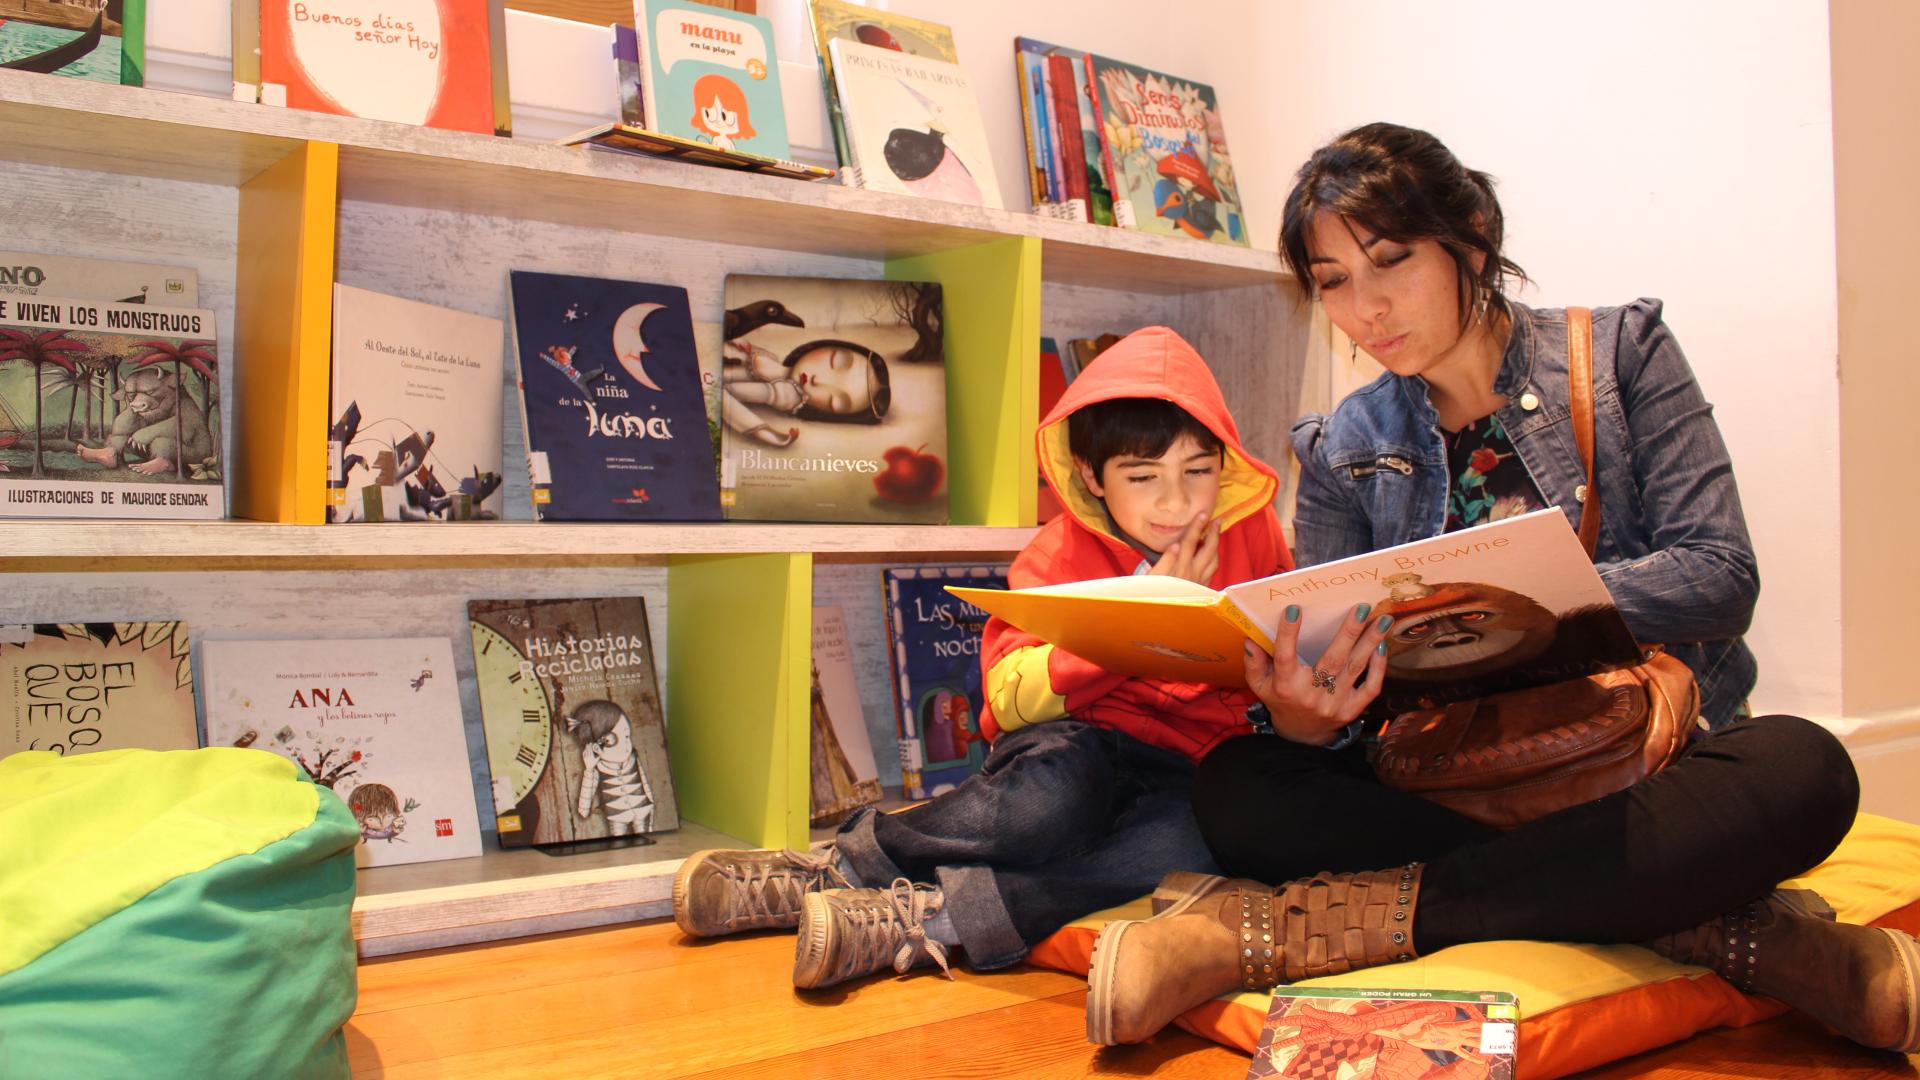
[1076,433,1223,553]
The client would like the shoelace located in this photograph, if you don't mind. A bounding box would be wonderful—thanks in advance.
[733,847,852,923]
[833,877,952,982]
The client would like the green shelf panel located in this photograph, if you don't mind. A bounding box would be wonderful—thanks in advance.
[666,551,812,849]
[887,236,1042,527]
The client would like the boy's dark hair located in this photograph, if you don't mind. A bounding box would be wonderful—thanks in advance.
[1279,122,1529,331]
[1068,397,1224,476]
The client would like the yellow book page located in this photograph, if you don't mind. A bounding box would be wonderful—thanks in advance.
[949,579,1267,687]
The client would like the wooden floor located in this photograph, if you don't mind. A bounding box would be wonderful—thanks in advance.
[346,918,1920,1079]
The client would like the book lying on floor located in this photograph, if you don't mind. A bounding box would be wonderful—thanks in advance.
[1246,987,1518,1080]
[948,508,1643,711]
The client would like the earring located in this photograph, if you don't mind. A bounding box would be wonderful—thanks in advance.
[1350,339,1358,361]
[1475,290,1490,325]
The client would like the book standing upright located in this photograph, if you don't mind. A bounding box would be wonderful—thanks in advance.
[200,637,485,869]
[719,274,948,524]
[829,37,1003,210]
[884,564,1007,800]
[329,284,505,523]
[632,0,791,161]
[0,622,196,761]
[1084,52,1247,245]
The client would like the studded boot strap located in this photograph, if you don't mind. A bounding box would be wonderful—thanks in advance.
[1226,886,1282,992]
[1278,864,1423,982]
[1650,898,1766,993]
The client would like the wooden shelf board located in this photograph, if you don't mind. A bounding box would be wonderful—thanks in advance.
[0,520,1037,566]
[0,72,1284,293]
[352,818,745,955]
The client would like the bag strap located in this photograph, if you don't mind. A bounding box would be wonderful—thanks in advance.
[1566,307,1601,559]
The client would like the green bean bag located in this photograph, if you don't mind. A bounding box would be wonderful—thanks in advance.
[0,748,360,1079]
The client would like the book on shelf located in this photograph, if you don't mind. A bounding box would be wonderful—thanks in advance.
[949,509,1644,711]
[328,283,505,523]
[0,622,195,761]
[1015,38,1115,225]
[1012,42,1054,212]
[562,122,834,182]
[506,269,722,523]
[808,604,883,827]
[1246,987,1519,1080]
[1036,336,1068,524]
[1066,333,1122,376]
[828,37,1003,210]
[0,250,196,307]
[254,0,511,136]
[0,294,223,519]
[0,0,145,86]
[883,564,1008,800]
[1084,52,1248,246]
[199,637,485,869]
[614,23,645,126]
[630,0,792,162]
[468,596,679,848]
[806,0,956,171]
[718,274,948,524]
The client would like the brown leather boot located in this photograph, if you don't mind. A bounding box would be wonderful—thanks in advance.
[1087,865,1422,1045]
[1649,888,1920,1052]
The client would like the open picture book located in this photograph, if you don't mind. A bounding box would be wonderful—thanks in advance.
[949,508,1644,713]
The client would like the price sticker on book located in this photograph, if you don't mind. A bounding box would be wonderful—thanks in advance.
[1479,1019,1518,1056]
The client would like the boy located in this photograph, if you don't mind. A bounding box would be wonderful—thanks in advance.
[673,325,1292,989]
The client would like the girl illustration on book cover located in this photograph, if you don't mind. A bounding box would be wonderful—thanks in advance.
[689,72,756,152]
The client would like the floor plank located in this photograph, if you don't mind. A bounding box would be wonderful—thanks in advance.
[347,917,1920,1079]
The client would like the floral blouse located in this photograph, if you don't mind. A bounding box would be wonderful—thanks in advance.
[1443,413,1545,531]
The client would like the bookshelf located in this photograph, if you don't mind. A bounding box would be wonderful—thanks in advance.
[0,70,1316,956]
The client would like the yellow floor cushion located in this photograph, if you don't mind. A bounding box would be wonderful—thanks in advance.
[1026,812,1920,1079]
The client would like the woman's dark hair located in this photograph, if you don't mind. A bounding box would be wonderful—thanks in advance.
[1067,397,1224,476]
[782,339,891,423]
[1279,123,1528,328]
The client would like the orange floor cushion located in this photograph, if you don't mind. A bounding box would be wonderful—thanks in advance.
[1027,812,1920,1079]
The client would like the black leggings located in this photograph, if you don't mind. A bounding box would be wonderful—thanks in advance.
[1191,714,1860,952]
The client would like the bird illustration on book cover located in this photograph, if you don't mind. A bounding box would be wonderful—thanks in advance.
[829,37,1003,209]
[1090,55,1247,245]
[718,275,947,524]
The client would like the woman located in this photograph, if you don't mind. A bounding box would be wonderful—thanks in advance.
[1085,123,1920,1054]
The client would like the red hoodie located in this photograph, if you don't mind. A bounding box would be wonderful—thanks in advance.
[978,326,1293,763]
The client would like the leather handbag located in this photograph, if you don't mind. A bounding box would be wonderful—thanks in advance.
[1370,308,1696,829]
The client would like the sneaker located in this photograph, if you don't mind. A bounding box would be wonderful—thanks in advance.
[793,878,954,990]
[672,846,851,938]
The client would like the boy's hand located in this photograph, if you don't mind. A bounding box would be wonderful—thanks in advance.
[1242,602,1394,745]
[1147,511,1220,585]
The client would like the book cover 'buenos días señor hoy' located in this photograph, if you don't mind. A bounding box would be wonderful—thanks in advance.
[718,274,947,524]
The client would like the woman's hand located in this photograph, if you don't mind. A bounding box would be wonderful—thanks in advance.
[1146,511,1221,585]
[1243,603,1395,745]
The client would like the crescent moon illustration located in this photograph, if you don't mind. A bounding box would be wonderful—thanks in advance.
[610,303,666,392]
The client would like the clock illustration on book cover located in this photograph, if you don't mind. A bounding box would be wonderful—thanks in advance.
[470,620,553,838]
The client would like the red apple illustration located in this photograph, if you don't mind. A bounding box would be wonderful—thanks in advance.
[875,444,944,503]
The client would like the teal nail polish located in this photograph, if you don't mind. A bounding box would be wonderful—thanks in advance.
[1377,641,1389,656]
[1376,614,1394,633]
[1285,605,1300,623]
[1243,641,1255,657]
[1354,603,1373,623]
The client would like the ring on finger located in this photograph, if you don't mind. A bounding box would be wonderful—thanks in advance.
[1310,667,1337,693]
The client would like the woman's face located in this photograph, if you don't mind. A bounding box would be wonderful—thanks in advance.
[789,347,874,415]
[1306,211,1473,380]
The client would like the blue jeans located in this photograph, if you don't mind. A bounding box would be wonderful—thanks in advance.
[834,721,1217,969]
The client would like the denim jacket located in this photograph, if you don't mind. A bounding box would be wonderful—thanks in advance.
[1290,300,1759,730]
